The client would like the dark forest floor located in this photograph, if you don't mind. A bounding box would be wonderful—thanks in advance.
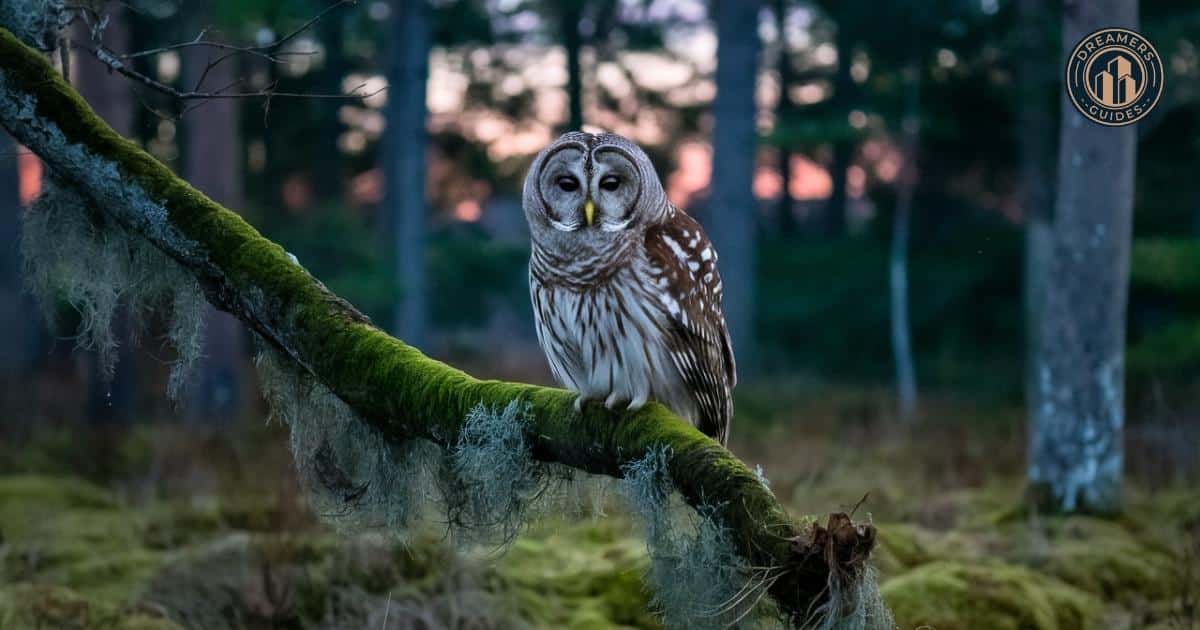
[1,382,1197,629]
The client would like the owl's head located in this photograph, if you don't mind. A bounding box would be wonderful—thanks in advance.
[522,132,668,248]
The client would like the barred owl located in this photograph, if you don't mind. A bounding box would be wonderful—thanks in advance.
[522,131,737,445]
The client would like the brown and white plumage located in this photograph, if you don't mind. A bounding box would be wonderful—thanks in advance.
[522,131,736,445]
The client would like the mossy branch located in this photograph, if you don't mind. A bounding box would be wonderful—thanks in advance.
[0,27,877,622]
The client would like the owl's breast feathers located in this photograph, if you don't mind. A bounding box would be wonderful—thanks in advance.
[642,207,737,444]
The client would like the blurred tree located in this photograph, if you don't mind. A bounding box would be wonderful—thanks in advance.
[180,2,248,422]
[539,0,667,133]
[0,131,33,375]
[73,8,134,137]
[820,2,858,236]
[890,55,920,421]
[314,5,347,201]
[385,0,432,348]
[555,0,585,131]
[710,0,762,376]
[1016,0,1059,442]
[1028,0,1137,515]
[772,0,798,234]
[73,5,137,423]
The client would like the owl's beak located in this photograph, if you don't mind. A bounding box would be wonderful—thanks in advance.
[584,198,595,226]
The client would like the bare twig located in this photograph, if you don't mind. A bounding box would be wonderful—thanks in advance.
[65,0,373,112]
[76,41,382,103]
[118,0,352,64]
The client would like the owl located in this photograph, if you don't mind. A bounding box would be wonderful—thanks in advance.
[522,131,737,445]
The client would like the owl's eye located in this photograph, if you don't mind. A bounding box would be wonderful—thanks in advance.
[599,175,621,192]
[556,175,580,192]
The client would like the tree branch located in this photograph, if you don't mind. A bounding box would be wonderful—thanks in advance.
[74,40,380,102]
[69,0,368,105]
[0,27,877,623]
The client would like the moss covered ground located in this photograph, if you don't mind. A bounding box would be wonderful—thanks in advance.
[0,473,659,629]
[0,385,1196,629]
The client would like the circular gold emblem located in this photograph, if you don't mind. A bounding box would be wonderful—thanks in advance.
[1066,27,1164,126]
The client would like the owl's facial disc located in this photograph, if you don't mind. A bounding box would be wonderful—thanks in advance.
[590,148,642,232]
[537,144,589,232]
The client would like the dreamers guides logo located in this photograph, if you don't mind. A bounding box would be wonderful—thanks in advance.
[1066,27,1164,127]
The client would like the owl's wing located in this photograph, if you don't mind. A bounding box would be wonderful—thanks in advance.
[644,208,736,445]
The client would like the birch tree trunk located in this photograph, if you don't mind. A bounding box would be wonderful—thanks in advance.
[385,0,431,348]
[709,0,761,375]
[1028,0,1137,515]
[890,63,920,421]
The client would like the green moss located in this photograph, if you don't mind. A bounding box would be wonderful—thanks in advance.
[0,476,167,606]
[500,518,660,629]
[140,502,225,550]
[873,522,934,576]
[0,583,182,630]
[0,475,118,511]
[1022,517,1176,603]
[882,561,1100,630]
[1134,487,1200,532]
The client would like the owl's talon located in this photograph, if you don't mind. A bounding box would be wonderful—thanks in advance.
[574,396,584,412]
[627,396,647,412]
[604,392,629,410]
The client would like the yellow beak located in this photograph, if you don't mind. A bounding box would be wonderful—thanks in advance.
[584,198,595,226]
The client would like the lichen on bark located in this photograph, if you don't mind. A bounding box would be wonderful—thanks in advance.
[21,175,205,394]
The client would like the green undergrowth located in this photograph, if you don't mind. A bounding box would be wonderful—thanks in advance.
[2,390,1197,630]
[882,561,1100,630]
[729,389,1198,630]
[869,494,1193,629]
[2,472,1193,629]
[500,518,659,628]
[0,474,660,629]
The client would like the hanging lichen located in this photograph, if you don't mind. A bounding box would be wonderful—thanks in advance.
[444,400,547,547]
[20,176,206,396]
[254,345,443,538]
[621,447,781,629]
[255,349,591,550]
[800,564,894,630]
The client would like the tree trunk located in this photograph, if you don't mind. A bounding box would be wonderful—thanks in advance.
[1017,0,1058,457]
[0,128,32,374]
[890,64,920,421]
[72,9,133,138]
[773,0,797,235]
[823,25,854,236]
[385,0,431,348]
[0,29,882,619]
[560,0,584,132]
[1028,0,1137,516]
[72,6,136,422]
[313,11,346,202]
[709,0,761,376]
[181,5,246,422]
